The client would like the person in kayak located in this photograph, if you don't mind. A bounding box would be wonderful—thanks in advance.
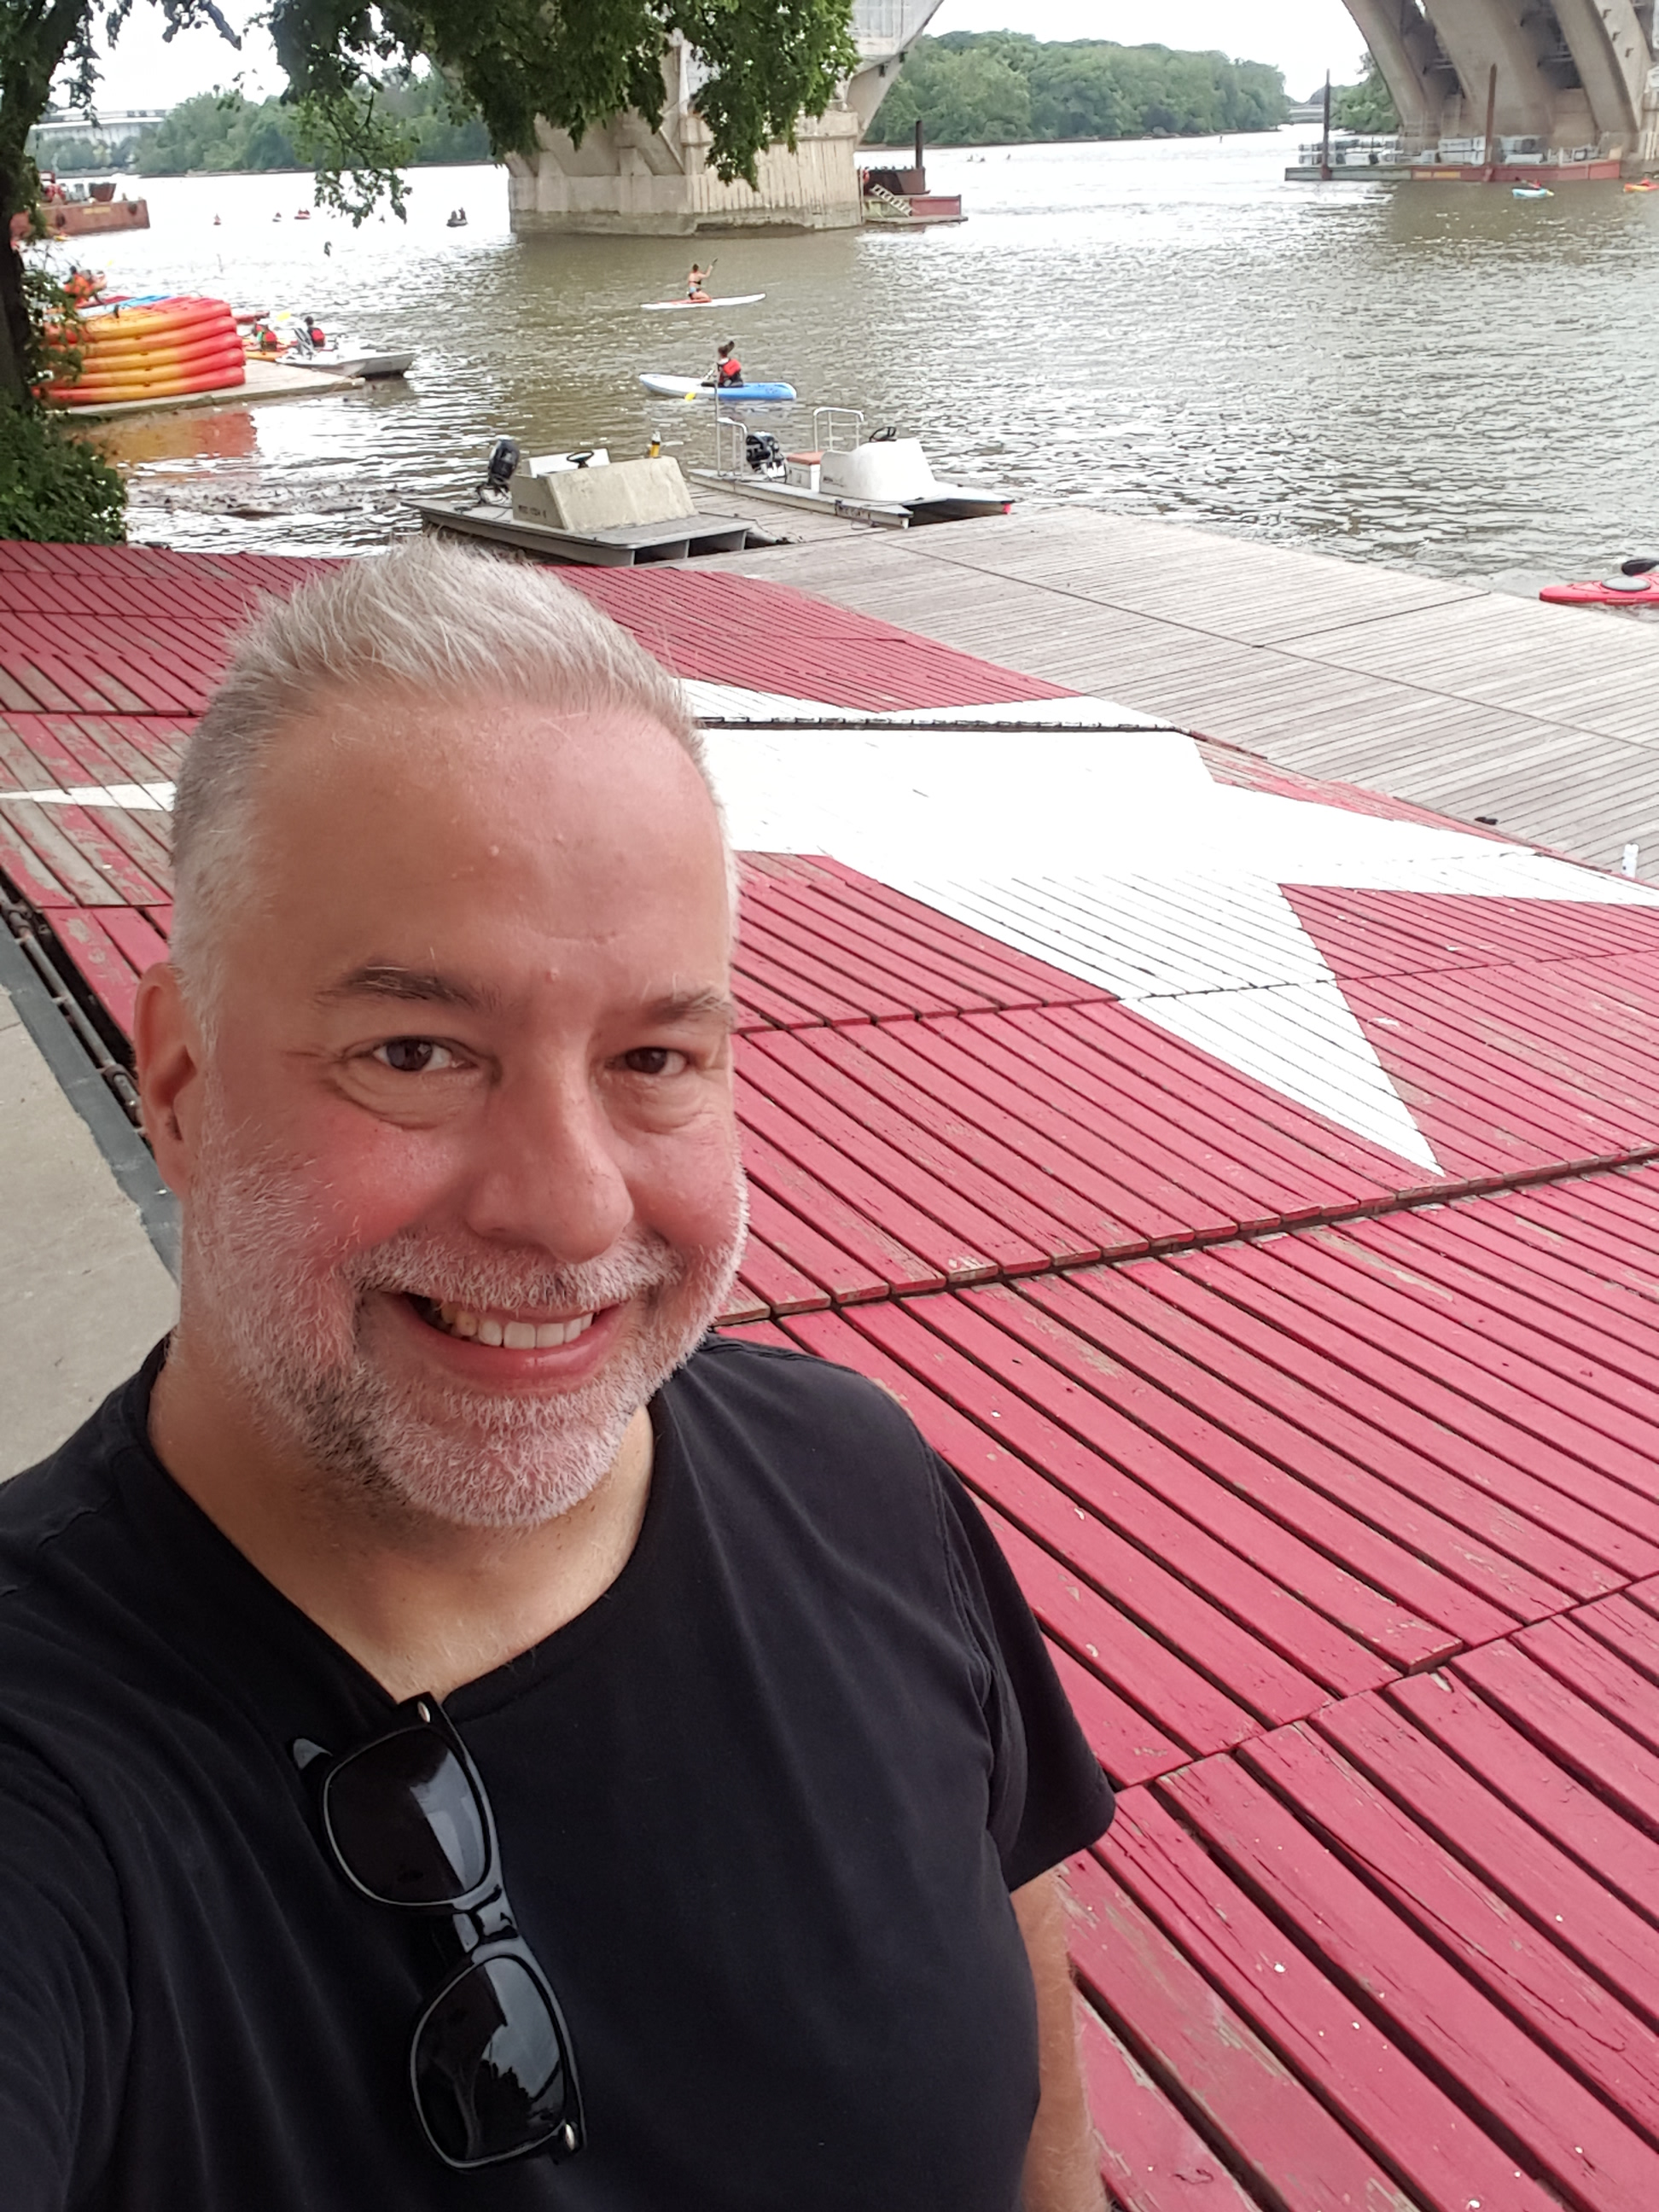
[702,341,743,388]
[686,264,710,301]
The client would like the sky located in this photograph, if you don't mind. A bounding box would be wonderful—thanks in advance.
[73,0,1366,116]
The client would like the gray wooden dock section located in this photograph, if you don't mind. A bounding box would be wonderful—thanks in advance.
[707,509,1659,878]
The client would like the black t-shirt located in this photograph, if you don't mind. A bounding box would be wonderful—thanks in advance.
[0,1336,1112,2212]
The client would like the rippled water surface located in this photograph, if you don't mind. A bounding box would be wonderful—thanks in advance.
[76,130,1659,588]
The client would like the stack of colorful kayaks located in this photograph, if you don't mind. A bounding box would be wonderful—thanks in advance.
[45,296,245,408]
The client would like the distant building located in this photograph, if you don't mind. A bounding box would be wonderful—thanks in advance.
[27,109,167,166]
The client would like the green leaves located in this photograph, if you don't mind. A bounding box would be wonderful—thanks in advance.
[864,33,1290,150]
[1332,56,1399,134]
[677,0,859,182]
[265,0,857,195]
[0,393,125,543]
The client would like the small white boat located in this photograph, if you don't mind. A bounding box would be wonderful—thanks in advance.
[693,407,1013,527]
[259,315,414,381]
[307,347,415,380]
[641,293,765,311]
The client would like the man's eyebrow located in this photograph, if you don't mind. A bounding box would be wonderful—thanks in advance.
[646,987,740,1029]
[315,965,501,1014]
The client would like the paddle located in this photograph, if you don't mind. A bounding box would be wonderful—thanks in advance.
[1621,557,1659,575]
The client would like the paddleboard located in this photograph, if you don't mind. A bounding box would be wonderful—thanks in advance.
[641,294,765,311]
[640,373,796,401]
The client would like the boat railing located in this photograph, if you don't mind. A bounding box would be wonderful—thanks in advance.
[713,409,748,480]
[813,405,865,454]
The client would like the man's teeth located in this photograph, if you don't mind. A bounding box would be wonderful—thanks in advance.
[430,1303,596,1350]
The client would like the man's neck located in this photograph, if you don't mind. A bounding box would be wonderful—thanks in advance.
[147,1339,655,1702]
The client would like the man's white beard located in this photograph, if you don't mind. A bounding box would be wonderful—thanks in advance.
[182,1092,745,1530]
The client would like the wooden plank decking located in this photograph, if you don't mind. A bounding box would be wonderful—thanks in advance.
[10,545,1659,2209]
[704,508,1659,878]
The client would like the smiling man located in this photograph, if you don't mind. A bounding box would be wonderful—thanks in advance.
[0,541,1113,2212]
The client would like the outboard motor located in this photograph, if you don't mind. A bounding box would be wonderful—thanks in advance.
[745,431,783,475]
[481,437,520,498]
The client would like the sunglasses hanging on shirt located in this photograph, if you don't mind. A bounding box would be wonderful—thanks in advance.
[291,1695,585,2171]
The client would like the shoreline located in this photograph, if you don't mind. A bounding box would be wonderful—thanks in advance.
[85,123,1299,187]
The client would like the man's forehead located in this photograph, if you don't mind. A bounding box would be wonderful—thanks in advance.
[247,686,717,863]
[311,961,737,1026]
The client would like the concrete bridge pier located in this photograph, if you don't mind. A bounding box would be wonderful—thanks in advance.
[1343,0,1659,161]
[507,1,943,236]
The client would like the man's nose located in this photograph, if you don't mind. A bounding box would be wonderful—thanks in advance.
[461,1065,633,1262]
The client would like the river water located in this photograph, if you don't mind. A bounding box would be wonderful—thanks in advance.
[71,128,1659,590]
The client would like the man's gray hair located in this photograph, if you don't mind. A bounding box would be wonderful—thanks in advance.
[170,538,713,1009]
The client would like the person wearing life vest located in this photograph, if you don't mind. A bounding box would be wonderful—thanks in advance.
[711,341,742,388]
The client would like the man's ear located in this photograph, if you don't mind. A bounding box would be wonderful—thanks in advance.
[134,963,204,1199]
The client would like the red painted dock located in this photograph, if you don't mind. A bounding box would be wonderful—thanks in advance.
[7,539,1659,2209]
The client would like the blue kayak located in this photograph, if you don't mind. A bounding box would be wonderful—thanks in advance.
[639,373,796,402]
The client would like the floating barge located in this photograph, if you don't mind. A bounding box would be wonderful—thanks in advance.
[9,189,148,244]
[859,123,964,226]
[1287,129,1622,183]
[58,353,361,422]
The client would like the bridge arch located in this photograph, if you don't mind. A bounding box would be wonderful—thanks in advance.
[1342,0,1655,148]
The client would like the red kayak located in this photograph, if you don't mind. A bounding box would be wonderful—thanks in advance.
[1540,574,1659,606]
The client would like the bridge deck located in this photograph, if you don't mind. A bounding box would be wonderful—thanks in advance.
[703,507,1659,879]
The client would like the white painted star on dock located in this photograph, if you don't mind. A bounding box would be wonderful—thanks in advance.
[696,685,1659,1173]
[17,687,1658,1176]
[16,781,174,812]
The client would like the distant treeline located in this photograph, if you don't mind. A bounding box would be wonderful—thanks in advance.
[31,132,144,174]
[136,73,490,176]
[863,32,1288,148]
[1331,56,1400,133]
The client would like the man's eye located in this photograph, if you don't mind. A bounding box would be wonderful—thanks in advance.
[620,1047,687,1077]
[372,1039,456,1074]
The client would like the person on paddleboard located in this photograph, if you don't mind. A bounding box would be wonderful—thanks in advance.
[686,264,711,301]
[701,341,742,389]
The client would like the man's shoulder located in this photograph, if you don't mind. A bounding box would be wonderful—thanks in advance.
[667,1333,947,1530]
[0,1365,149,1607]
[675,1331,928,1456]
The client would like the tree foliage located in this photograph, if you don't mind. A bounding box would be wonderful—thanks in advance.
[864,32,1288,148]
[1332,54,1399,134]
[1,0,859,400]
[137,73,492,175]
[0,389,125,539]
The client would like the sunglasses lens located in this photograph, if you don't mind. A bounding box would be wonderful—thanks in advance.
[413,1955,575,2167]
[325,1729,489,1904]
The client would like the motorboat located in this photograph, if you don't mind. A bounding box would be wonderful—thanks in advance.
[305,346,415,380]
[250,315,414,380]
[692,407,1013,527]
[417,439,786,567]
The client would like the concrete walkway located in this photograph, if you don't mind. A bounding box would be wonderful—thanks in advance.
[0,969,176,1478]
